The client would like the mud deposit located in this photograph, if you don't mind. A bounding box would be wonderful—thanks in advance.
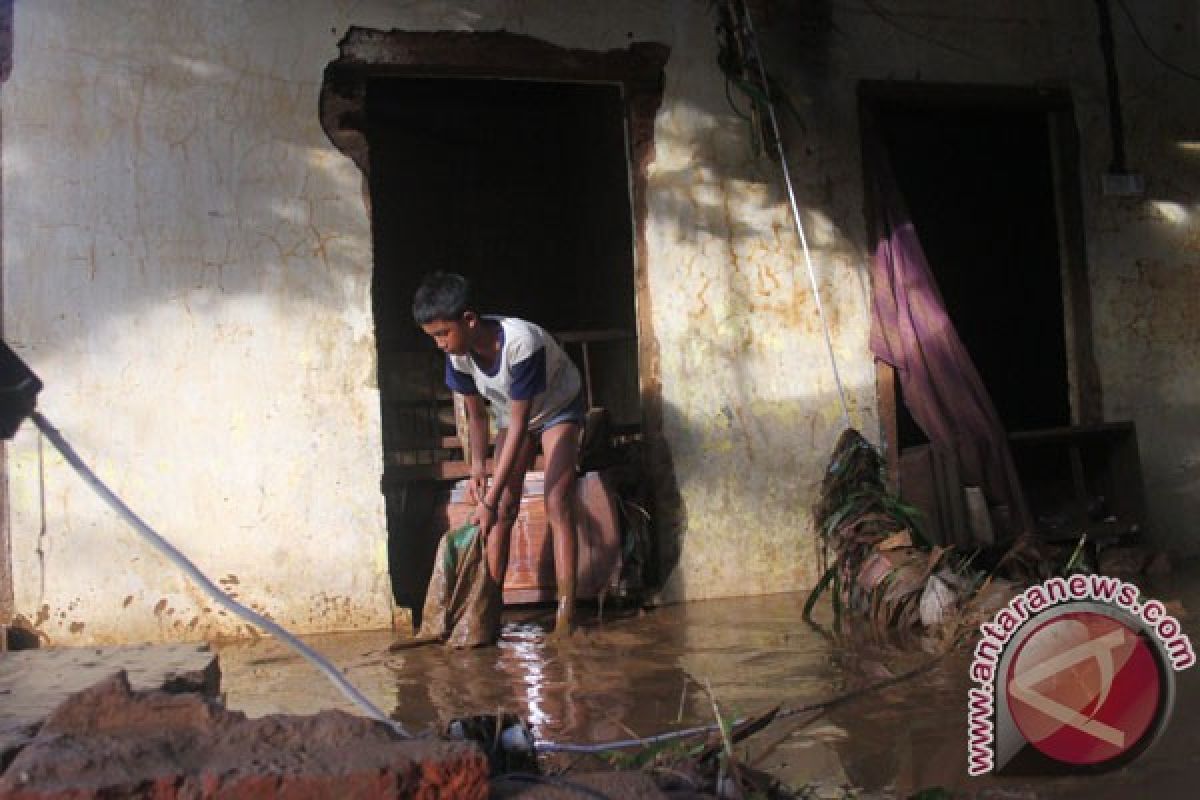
[211,575,1200,798]
[0,671,488,798]
[3,572,1198,797]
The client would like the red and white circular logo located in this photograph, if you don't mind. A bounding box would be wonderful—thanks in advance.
[1004,608,1166,767]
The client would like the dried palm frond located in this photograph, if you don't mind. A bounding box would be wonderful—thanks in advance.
[806,429,945,636]
[991,531,1060,585]
[806,429,1104,649]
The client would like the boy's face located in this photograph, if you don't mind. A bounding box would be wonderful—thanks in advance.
[421,313,475,356]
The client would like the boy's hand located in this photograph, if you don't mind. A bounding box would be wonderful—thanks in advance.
[467,468,488,506]
[472,499,496,536]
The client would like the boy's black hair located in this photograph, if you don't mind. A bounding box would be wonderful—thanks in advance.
[412,271,472,324]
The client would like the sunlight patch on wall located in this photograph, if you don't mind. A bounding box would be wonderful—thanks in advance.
[1,144,31,178]
[1150,200,1193,226]
[304,146,362,198]
[169,55,232,81]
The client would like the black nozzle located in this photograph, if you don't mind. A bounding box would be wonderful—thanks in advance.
[0,340,41,439]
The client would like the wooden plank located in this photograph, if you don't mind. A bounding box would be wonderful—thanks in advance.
[1008,421,1133,442]
[875,359,900,491]
[502,587,556,604]
[439,423,642,450]
[384,456,546,484]
[1069,444,1087,509]
[554,329,634,344]
[440,433,496,449]
[1048,108,1104,424]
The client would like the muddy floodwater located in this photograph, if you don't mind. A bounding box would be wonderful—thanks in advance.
[206,567,1200,798]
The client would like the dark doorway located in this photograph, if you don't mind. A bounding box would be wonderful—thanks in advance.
[872,103,1072,447]
[364,78,639,611]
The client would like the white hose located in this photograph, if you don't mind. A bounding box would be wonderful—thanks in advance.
[741,4,853,431]
[535,720,719,754]
[30,411,409,738]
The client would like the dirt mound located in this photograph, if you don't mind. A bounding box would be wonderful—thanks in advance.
[1,671,488,799]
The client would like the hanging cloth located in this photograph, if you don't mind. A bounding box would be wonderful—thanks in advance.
[864,120,1032,543]
[416,523,502,648]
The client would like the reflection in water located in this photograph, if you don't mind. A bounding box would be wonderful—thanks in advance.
[212,571,1200,798]
[214,596,839,748]
[393,611,707,746]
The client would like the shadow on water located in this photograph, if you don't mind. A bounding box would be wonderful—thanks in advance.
[211,564,1200,797]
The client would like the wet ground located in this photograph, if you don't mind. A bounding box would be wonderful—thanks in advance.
[1,642,216,728]
[205,566,1200,798]
[4,568,1198,798]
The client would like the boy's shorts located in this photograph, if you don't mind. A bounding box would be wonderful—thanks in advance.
[531,391,586,434]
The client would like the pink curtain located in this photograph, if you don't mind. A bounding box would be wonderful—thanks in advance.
[865,130,1032,543]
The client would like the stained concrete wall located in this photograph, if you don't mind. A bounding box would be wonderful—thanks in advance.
[1080,6,1200,558]
[650,0,1200,595]
[1,2,398,644]
[789,0,1200,560]
[2,1,1198,644]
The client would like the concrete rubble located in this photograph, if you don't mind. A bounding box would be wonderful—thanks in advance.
[0,671,490,799]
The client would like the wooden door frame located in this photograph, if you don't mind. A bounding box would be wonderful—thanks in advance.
[1,0,15,625]
[858,80,1103,478]
[318,29,671,612]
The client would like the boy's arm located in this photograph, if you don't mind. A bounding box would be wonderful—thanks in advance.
[463,393,490,503]
[481,398,532,514]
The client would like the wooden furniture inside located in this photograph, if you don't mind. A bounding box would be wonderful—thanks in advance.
[431,471,622,604]
[898,421,1147,548]
[382,330,640,606]
[1007,421,1146,543]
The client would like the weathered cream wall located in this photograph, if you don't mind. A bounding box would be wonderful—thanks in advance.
[785,0,1200,559]
[2,1,399,644]
[0,0,876,643]
[4,1,1198,644]
[1079,5,1200,557]
[646,4,877,601]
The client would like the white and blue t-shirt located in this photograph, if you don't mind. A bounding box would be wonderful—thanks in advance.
[445,316,582,430]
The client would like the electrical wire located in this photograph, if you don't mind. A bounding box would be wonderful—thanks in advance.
[1112,0,1200,83]
[724,77,753,123]
[30,411,409,739]
[536,718,720,755]
[860,0,980,62]
[854,0,1200,85]
[534,655,940,755]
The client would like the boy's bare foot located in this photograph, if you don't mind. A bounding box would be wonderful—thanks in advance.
[388,635,442,651]
[552,594,576,637]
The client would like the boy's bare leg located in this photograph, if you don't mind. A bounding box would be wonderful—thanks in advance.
[541,422,581,636]
[485,428,537,586]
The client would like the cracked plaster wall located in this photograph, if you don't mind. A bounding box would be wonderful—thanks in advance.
[3,1,1199,645]
[1078,6,1200,557]
[651,0,1200,594]
[2,1,397,644]
[810,0,1200,560]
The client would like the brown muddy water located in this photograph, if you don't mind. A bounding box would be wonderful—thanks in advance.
[4,570,1197,797]
[203,567,1200,799]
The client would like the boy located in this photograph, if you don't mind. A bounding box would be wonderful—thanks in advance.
[413,272,585,636]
